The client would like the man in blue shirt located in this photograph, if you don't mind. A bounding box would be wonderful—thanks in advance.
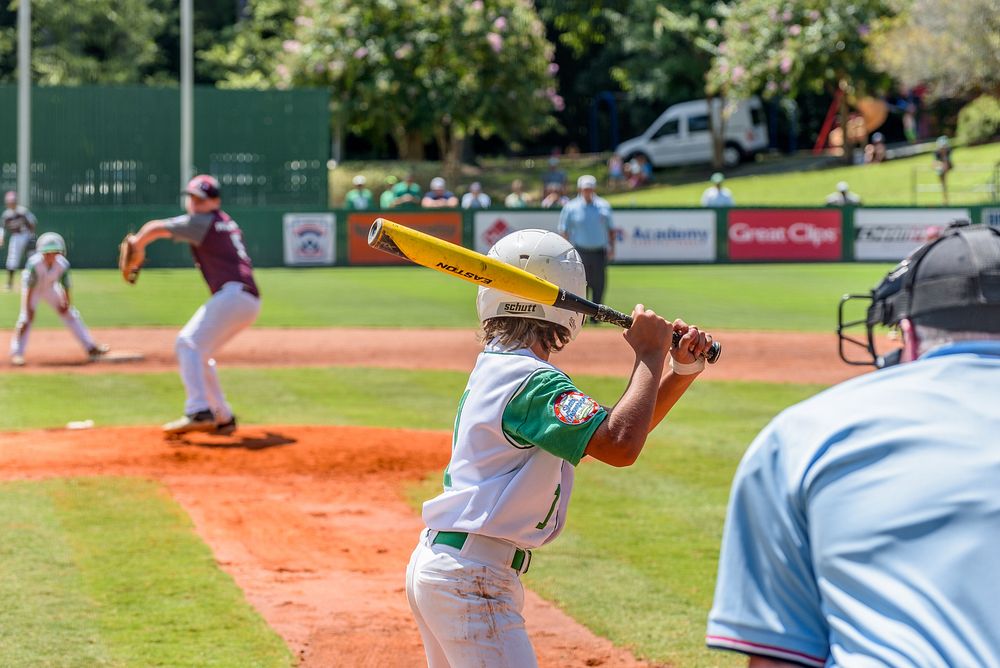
[558,175,614,317]
[707,224,1000,667]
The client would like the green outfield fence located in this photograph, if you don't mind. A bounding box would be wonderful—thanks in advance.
[15,204,999,269]
[0,85,329,208]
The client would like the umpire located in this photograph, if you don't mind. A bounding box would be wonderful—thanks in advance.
[558,175,614,316]
[707,223,1000,667]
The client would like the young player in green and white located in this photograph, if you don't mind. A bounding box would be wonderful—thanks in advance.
[405,229,715,667]
[9,232,108,366]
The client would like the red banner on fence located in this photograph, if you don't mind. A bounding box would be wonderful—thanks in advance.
[347,212,463,265]
[727,210,843,261]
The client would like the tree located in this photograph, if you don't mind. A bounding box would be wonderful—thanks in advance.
[868,0,1000,99]
[0,0,168,84]
[538,1,725,158]
[198,0,298,88]
[269,0,560,168]
[705,0,897,161]
[653,2,733,167]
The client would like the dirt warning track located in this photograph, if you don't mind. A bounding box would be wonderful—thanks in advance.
[2,326,868,385]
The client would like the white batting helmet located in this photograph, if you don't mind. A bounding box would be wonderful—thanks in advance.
[477,229,587,340]
[36,232,66,255]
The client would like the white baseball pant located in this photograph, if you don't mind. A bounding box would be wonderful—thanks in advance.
[5,231,31,271]
[406,529,538,668]
[176,281,259,421]
[10,283,97,357]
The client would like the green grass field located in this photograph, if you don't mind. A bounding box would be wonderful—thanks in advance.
[3,366,822,667]
[607,142,1000,207]
[0,477,294,668]
[1,262,865,666]
[0,263,893,332]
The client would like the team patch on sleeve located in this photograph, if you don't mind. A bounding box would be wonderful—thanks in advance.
[553,391,601,425]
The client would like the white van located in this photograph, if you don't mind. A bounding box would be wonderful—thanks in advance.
[615,97,769,169]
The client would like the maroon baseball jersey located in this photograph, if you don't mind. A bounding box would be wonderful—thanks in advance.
[164,210,259,297]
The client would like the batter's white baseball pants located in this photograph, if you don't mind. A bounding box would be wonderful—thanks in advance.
[10,283,97,357]
[406,529,538,668]
[5,231,31,271]
[176,281,259,421]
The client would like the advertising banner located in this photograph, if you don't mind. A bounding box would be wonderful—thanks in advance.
[473,211,560,253]
[727,209,842,261]
[854,208,971,261]
[982,207,1000,230]
[347,211,463,264]
[282,212,336,266]
[474,210,715,262]
[612,211,716,262]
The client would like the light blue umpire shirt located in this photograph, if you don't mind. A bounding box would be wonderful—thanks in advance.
[707,341,1000,667]
[558,195,613,251]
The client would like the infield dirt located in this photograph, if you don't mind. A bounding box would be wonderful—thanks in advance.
[4,325,867,385]
[0,325,869,666]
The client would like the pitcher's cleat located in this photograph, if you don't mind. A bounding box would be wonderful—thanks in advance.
[214,416,238,436]
[10,354,25,367]
[163,410,216,438]
[88,343,111,361]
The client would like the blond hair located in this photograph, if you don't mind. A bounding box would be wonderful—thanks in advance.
[480,317,572,353]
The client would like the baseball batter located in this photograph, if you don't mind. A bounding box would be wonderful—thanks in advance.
[126,175,260,437]
[9,232,109,366]
[2,190,37,291]
[406,229,714,667]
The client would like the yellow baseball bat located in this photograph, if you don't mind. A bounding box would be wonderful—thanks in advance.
[368,218,721,363]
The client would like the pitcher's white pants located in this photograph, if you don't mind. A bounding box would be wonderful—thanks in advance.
[176,281,259,420]
[406,529,538,668]
[5,231,31,271]
[10,283,96,356]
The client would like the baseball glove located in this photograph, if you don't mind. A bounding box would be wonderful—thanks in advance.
[118,234,144,285]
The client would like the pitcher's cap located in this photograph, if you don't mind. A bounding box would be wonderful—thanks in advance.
[577,174,597,189]
[183,175,221,199]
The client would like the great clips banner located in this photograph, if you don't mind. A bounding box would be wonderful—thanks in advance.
[727,209,842,261]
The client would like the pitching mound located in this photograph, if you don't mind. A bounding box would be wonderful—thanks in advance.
[0,424,659,667]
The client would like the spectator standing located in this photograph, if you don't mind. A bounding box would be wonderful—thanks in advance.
[392,172,423,209]
[2,190,37,291]
[541,156,567,193]
[933,136,953,205]
[707,224,1000,667]
[379,175,399,209]
[540,184,569,210]
[903,100,918,144]
[864,132,887,164]
[344,175,373,210]
[607,153,626,190]
[460,182,491,209]
[503,179,530,208]
[558,175,614,313]
[825,181,862,206]
[422,177,458,208]
[700,173,735,207]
